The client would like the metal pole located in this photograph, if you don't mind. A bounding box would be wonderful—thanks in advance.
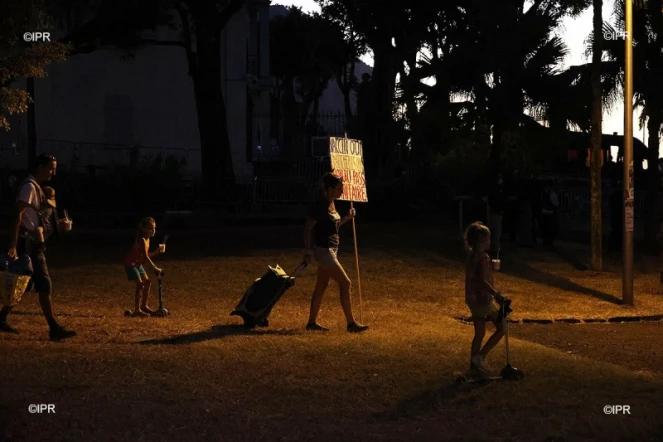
[623,0,634,305]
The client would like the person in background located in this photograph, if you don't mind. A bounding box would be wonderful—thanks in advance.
[540,183,560,247]
[488,174,506,258]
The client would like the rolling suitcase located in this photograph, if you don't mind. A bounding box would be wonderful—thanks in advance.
[231,262,307,328]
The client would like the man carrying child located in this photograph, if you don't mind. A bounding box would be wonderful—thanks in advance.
[1,153,76,341]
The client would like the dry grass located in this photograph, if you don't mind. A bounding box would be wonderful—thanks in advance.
[1,223,663,441]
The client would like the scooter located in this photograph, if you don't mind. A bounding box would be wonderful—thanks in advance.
[455,298,525,385]
[150,269,170,317]
[499,299,524,381]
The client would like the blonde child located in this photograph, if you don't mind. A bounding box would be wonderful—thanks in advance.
[124,217,164,317]
[464,221,507,373]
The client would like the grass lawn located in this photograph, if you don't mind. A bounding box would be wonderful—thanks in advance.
[1,222,662,441]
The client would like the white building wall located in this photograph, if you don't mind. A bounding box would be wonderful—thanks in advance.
[0,4,273,179]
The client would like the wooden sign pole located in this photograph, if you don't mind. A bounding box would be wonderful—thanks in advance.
[345,133,363,321]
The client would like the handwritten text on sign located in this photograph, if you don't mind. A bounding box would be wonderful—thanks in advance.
[329,137,368,202]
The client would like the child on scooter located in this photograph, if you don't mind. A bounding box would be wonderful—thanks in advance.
[124,217,165,317]
[464,221,508,373]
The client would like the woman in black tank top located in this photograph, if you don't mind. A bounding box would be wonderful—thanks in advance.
[302,173,369,333]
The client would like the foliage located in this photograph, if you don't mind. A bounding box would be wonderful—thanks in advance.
[601,0,663,138]
[427,132,492,195]
[315,1,611,177]
[271,8,339,112]
[0,0,68,131]
[270,6,363,122]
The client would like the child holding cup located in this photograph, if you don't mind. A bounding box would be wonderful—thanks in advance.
[463,221,509,373]
[124,217,165,317]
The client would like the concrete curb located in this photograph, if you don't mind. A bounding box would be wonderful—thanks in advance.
[454,314,663,325]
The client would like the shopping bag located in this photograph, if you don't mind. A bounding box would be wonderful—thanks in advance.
[0,256,33,306]
[1,271,31,306]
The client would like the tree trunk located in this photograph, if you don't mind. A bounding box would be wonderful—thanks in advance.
[590,0,603,270]
[342,69,354,120]
[491,116,504,172]
[644,109,662,254]
[490,74,522,172]
[643,0,663,254]
[341,61,356,138]
[27,77,37,167]
[370,44,398,176]
[338,61,355,120]
[194,31,234,199]
[402,54,420,162]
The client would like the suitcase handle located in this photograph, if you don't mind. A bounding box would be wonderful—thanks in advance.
[290,261,308,277]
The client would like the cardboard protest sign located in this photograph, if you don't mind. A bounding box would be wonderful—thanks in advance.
[329,137,368,202]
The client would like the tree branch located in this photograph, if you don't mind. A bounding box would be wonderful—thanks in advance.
[175,1,197,79]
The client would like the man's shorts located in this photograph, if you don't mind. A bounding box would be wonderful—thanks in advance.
[125,265,147,281]
[27,250,52,295]
[17,241,51,295]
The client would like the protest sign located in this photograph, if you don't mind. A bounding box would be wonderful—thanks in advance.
[329,137,368,202]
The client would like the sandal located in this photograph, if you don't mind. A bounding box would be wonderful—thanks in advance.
[347,322,369,333]
[305,322,330,332]
[0,321,19,334]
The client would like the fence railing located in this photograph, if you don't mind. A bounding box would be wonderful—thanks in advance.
[555,187,649,219]
[252,157,330,182]
[229,177,317,206]
[0,139,201,174]
[252,112,348,161]
[41,140,198,174]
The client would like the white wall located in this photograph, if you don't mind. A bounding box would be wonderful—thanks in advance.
[0,6,273,179]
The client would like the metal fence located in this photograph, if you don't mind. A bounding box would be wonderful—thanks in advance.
[253,111,347,161]
[0,139,200,174]
[41,140,197,174]
[555,187,649,219]
[227,177,317,207]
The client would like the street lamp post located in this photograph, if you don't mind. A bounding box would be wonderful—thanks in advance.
[623,0,634,305]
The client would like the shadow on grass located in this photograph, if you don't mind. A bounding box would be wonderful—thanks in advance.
[138,324,301,345]
[10,311,107,319]
[554,247,589,271]
[503,259,621,305]
[378,382,497,421]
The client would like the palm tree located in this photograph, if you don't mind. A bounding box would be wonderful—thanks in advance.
[590,0,603,270]
[602,0,663,253]
[445,1,580,173]
[403,1,598,175]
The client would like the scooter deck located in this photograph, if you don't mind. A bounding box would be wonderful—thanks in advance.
[455,374,503,384]
[453,370,503,385]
